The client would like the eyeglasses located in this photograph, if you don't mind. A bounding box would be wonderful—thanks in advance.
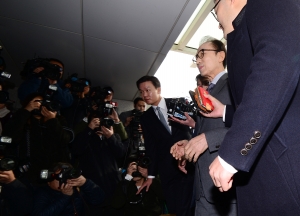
[210,0,221,22]
[192,49,220,63]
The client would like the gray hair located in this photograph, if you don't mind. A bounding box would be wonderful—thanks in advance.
[199,36,218,47]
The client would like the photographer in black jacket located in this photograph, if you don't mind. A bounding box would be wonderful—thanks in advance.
[3,93,72,187]
[0,170,33,216]
[71,111,127,215]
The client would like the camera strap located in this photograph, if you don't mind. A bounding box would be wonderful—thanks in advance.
[25,127,30,157]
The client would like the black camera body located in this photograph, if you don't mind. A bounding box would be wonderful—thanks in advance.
[65,73,89,93]
[129,109,143,140]
[21,58,62,80]
[100,117,115,129]
[32,85,61,115]
[40,165,82,187]
[167,97,197,121]
[0,136,17,171]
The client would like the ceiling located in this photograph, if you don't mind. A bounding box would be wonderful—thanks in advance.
[0,0,204,101]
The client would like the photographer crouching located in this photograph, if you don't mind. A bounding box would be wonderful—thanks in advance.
[111,156,165,216]
[32,162,104,216]
[71,111,128,215]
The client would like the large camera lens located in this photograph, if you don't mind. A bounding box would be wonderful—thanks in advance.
[101,118,115,128]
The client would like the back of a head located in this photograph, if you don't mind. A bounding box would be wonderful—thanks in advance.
[136,75,161,89]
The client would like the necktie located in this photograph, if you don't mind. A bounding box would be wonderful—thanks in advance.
[207,83,216,93]
[156,107,171,133]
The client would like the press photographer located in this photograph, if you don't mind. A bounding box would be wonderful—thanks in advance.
[111,157,164,216]
[3,92,72,186]
[71,110,128,215]
[0,136,33,216]
[32,162,105,216]
[62,74,92,129]
[18,58,73,109]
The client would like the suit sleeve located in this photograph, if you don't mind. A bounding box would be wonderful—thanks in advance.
[205,127,229,153]
[140,115,158,177]
[219,0,300,171]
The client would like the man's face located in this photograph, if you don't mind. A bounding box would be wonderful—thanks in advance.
[50,60,64,79]
[134,100,146,112]
[196,42,222,78]
[139,81,161,106]
[48,170,61,191]
[213,0,242,39]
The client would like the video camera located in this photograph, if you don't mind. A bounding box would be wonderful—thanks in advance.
[40,164,82,188]
[21,58,62,80]
[167,97,197,121]
[65,73,90,93]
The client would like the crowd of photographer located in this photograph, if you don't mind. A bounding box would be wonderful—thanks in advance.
[0,56,163,216]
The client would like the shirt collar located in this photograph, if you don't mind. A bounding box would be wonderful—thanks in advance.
[152,97,167,110]
[211,71,227,85]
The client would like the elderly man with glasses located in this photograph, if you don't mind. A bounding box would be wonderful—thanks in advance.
[171,36,237,216]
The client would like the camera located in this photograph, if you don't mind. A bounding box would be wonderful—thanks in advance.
[40,164,82,187]
[32,85,61,115]
[65,73,89,93]
[21,58,62,80]
[0,136,17,171]
[100,117,115,128]
[167,97,197,120]
[129,109,143,140]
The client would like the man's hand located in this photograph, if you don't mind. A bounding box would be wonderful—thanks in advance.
[0,171,16,184]
[138,166,148,178]
[136,178,153,194]
[67,175,87,187]
[184,133,208,162]
[88,118,100,130]
[41,106,57,121]
[127,162,137,176]
[33,67,44,74]
[170,139,188,160]
[61,183,74,196]
[25,99,42,112]
[108,108,120,123]
[101,126,113,139]
[209,157,234,192]
[124,116,133,127]
[178,159,187,174]
[169,112,196,128]
[200,94,225,118]
[47,78,57,85]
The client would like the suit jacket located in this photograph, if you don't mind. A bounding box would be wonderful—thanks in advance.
[140,99,192,183]
[218,1,300,215]
[194,73,236,204]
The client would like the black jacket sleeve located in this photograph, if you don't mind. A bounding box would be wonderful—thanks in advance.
[80,179,105,205]
[1,179,33,216]
[32,187,72,216]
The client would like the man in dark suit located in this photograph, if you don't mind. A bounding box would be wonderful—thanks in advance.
[205,0,300,215]
[171,37,236,215]
[136,76,194,216]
